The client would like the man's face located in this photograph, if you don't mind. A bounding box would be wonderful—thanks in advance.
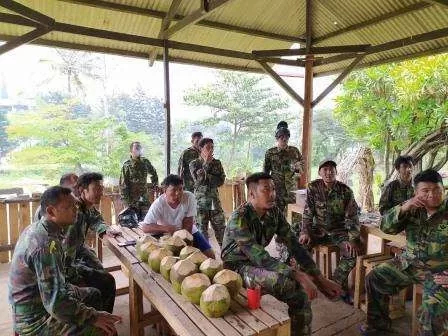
[191,136,202,148]
[131,143,142,158]
[81,180,104,205]
[277,135,289,149]
[201,142,214,157]
[48,194,78,227]
[397,163,413,182]
[165,184,184,204]
[250,179,276,210]
[414,181,444,209]
[319,165,337,184]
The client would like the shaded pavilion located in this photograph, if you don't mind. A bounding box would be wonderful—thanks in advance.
[0,0,447,185]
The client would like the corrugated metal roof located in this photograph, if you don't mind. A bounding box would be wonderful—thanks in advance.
[0,0,447,75]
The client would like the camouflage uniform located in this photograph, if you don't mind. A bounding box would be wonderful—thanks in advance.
[365,199,448,335]
[378,179,414,215]
[189,157,226,244]
[178,146,200,192]
[222,202,321,336]
[8,219,104,335]
[301,179,360,290]
[119,155,158,220]
[64,201,116,313]
[263,146,303,212]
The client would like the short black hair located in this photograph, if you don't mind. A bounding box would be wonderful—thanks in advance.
[59,173,77,186]
[277,121,288,129]
[161,174,183,188]
[414,169,443,186]
[245,172,273,189]
[40,186,72,216]
[394,155,413,170]
[130,141,141,150]
[76,172,103,190]
[191,131,203,139]
[198,137,213,148]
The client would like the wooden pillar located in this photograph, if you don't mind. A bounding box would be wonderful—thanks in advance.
[163,39,171,175]
[300,55,313,187]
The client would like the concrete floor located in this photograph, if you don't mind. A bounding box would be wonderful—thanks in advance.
[1,231,413,336]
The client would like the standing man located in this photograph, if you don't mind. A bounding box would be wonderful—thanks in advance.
[299,159,361,301]
[263,121,304,213]
[379,155,414,215]
[360,169,448,335]
[64,172,117,313]
[221,172,342,336]
[189,138,226,245]
[178,131,203,192]
[119,141,159,220]
[9,186,121,335]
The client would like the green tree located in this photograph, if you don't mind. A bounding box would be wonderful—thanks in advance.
[335,55,448,178]
[183,71,290,176]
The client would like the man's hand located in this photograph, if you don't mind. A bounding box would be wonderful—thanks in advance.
[434,271,448,288]
[298,233,311,245]
[106,225,122,237]
[401,196,427,213]
[314,275,343,299]
[343,241,361,257]
[93,312,122,336]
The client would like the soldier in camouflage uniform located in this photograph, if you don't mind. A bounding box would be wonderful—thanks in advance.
[64,172,117,313]
[189,137,226,245]
[178,131,203,192]
[299,159,361,296]
[360,169,448,336]
[379,155,414,215]
[8,186,121,335]
[263,121,304,213]
[119,141,159,220]
[222,172,342,336]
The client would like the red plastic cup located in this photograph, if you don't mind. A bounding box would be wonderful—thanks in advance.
[247,287,261,310]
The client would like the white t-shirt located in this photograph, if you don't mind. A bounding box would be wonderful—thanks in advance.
[142,191,199,234]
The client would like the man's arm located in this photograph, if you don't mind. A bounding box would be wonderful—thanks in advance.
[378,183,392,215]
[145,159,159,186]
[87,208,108,237]
[190,160,206,187]
[301,186,315,236]
[177,151,185,177]
[141,223,176,235]
[119,164,131,206]
[262,151,271,174]
[345,190,360,242]
[205,160,226,188]
[380,204,408,235]
[181,216,194,233]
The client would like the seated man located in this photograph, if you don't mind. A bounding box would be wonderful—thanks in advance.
[299,159,361,300]
[8,186,121,335]
[64,172,117,313]
[140,174,215,259]
[360,169,448,336]
[221,172,342,336]
[379,155,414,215]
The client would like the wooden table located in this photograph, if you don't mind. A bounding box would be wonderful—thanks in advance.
[105,227,291,336]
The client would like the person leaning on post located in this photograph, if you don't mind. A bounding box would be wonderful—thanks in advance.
[8,186,121,336]
[178,131,203,193]
[221,172,342,336]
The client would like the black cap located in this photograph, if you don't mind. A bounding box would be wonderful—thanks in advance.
[318,159,337,171]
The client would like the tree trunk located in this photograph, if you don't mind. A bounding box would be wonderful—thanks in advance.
[384,130,391,177]
[357,147,375,212]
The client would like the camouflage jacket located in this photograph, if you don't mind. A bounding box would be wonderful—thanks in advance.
[189,157,226,210]
[8,219,97,334]
[381,198,448,274]
[379,179,414,215]
[64,200,108,267]
[221,202,321,278]
[119,156,158,206]
[263,146,303,202]
[301,179,360,242]
[178,146,200,192]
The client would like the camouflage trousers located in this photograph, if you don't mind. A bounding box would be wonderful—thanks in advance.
[197,208,226,246]
[366,260,448,336]
[236,264,312,336]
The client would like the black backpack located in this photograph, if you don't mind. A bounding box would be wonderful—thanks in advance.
[117,207,139,228]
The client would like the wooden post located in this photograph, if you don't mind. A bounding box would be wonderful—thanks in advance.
[0,203,8,262]
[163,39,171,175]
[129,273,144,336]
[300,55,313,187]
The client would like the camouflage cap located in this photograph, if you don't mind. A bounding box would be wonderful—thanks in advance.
[318,159,337,171]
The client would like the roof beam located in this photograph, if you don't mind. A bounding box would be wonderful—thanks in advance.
[164,0,235,39]
[313,52,359,66]
[0,0,55,27]
[426,0,448,8]
[253,44,370,58]
[313,2,431,44]
[58,0,305,43]
[0,26,51,55]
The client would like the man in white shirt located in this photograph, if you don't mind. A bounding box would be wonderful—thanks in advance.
[140,174,215,258]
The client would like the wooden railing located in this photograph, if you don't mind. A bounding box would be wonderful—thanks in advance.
[0,180,246,263]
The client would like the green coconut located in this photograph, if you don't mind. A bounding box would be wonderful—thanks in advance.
[148,248,173,273]
[179,246,200,260]
[136,241,160,262]
[199,258,223,280]
[185,251,208,267]
[173,229,194,245]
[158,234,172,245]
[160,256,179,281]
[200,284,231,318]
[181,273,211,304]
[170,259,198,293]
[161,236,187,256]
[213,269,243,299]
